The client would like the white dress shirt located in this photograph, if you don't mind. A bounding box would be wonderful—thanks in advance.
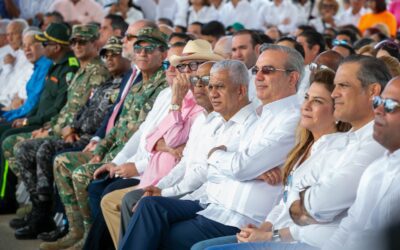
[157,111,222,197]
[260,1,298,34]
[309,17,339,33]
[0,45,13,72]
[288,121,386,248]
[323,149,400,250]
[248,69,261,108]
[133,0,179,22]
[219,0,262,29]
[297,65,310,104]
[293,1,319,27]
[187,96,300,229]
[187,6,219,26]
[111,87,171,176]
[336,7,369,27]
[0,48,33,106]
[18,0,54,19]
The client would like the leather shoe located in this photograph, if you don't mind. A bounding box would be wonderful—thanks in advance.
[38,227,68,242]
[9,216,29,229]
[14,220,56,240]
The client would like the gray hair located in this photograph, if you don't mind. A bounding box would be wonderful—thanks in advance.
[210,60,249,87]
[22,26,42,38]
[341,54,391,90]
[0,19,10,34]
[260,43,305,87]
[8,19,29,33]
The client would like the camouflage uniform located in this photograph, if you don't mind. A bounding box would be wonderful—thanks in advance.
[53,67,168,248]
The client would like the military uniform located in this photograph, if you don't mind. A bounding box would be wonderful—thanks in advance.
[51,28,169,250]
[11,24,110,240]
[0,24,79,215]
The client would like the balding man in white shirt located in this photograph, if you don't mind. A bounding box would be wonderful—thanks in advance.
[323,77,400,250]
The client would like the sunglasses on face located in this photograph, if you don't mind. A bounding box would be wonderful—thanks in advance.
[251,65,290,75]
[125,34,137,42]
[332,39,349,46]
[309,62,334,72]
[70,39,89,46]
[189,75,210,86]
[373,96,400,113]
[163,60,171,70]
[133,44,158,54]
[176,61,202,73]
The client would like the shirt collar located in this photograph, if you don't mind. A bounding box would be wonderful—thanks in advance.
[257,94,299,117]
[348,120,374,142]
[217,102,255,125]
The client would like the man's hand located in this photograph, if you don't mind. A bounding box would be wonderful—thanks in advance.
[4,54,16,65]
[31,128,49,138]
[83,140,98,153]
[89,155,102,164]
[113,162,138,178]
[11,118,25,128]
[171,72,190,107]
[208,145,227,158]
[143,185,162,197]
[93,162,116,179]
[257,167,282,185]
[236,224,273,243]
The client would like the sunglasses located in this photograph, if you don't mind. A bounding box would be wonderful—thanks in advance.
[332,39,349,46]
[309,62,334,72]
[133,44,158,54]
[163,60,171,70]
[373,96,400,113]
[176,61,202,73]
[125,34,137,42]
[70,39,89,46]
[42,41,57,47]
[189,75,210,86]
[251,65,290,75]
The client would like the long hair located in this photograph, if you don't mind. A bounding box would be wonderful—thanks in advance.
[282,69,351,185]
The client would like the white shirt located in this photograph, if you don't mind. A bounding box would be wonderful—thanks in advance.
[189,95,300,229]
[265,133,343,230]
[0,45,13,71]
[293,0,318,27]
[157,111,222,197]
[133,0,179,22]
[18,0,54,19]
[336,7,369,27]
[309,17,339,33]
[260,1,298,34]
[187,6,219,26]
[323,149,400,250]
[219,0,262,30]
[248,69,261,108]
[289,122,386,248]
[0,48,33,106]
[111,87,171,176]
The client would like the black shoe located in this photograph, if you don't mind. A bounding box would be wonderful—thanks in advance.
[14,219,56,240]
[37,227,68,242]
[9,216,29,229]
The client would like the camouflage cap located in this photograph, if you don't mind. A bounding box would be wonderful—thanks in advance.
[35,23,71,45]
[100,36,123,56]
[70,24,99,41]
[134,27,168,48]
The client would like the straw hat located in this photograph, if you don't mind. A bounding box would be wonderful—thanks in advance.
[170,39,224,66]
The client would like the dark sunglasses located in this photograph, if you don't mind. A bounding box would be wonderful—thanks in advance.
[125,34,137,42]
[251,65,291,75]
[373,96,400,113]
[133,44,158,54]
[163,60,171,70]
[332,39,349,46]
[42,41,57,47]
[70,39,89,46]
[189,75,210,86]
[176,61,202,73]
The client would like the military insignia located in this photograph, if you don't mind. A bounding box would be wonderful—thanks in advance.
[68,57,79,67]
[66,72,74,84]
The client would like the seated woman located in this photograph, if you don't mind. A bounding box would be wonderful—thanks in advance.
[192,69,351,250]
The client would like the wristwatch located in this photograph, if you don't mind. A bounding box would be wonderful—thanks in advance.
[271,229,281,242]
[169,104,180,111]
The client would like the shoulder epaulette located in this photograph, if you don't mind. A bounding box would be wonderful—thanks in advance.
[68,57,79,67]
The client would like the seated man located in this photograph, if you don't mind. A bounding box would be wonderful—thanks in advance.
[0,23,79,215]
[120,45,304,249]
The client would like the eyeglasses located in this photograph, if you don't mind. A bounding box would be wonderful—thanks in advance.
[176,61,202,73]
[309,62,334,72]
[70,39,89,46]
[189,75,210,86]
[42,41,58,47]
[162,60,171,70]
[373,96,400,113]
[332,39,349,46]
[125,34,137,42]
[133,44,158,54]
[251,65,291,75]
[374,39,400,50]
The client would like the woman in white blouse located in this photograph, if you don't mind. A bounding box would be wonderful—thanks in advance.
[191,69,351,250]
[309,0,340,33]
